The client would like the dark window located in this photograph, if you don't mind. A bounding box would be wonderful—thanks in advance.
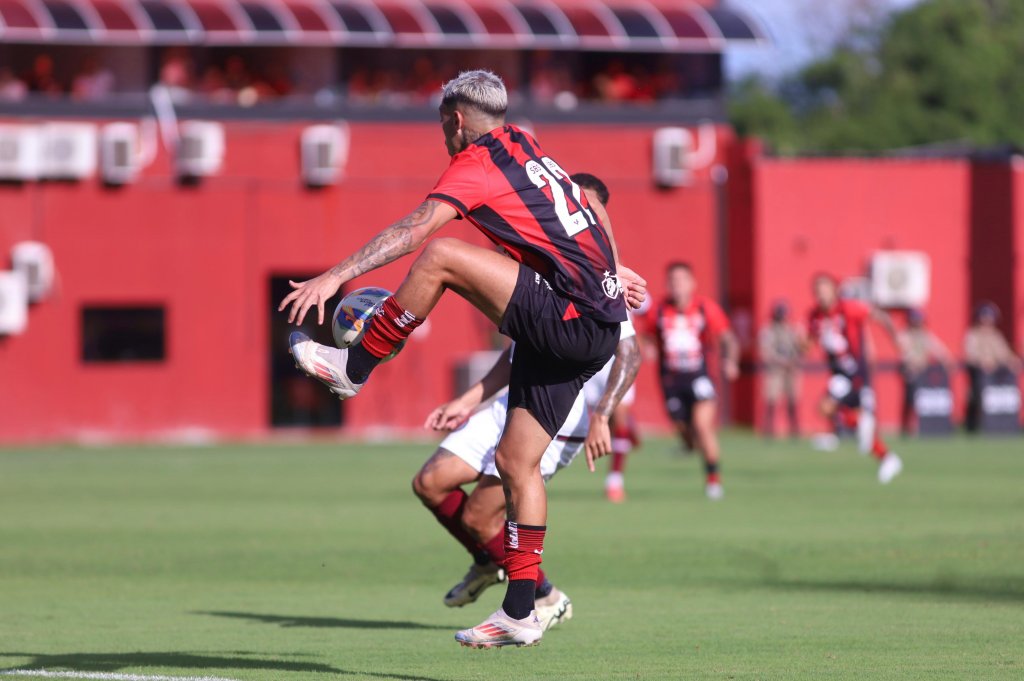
[82,306,166,362]
[269,276,343,428]
[515,6,558,36]
[611,9,659,39]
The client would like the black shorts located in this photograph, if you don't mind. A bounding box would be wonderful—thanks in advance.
[660,370,716,424]
[827,371,874,411]
[499,265,620,438]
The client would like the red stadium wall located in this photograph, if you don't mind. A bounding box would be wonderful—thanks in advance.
[735,156,974,433]
[0,118,728,443]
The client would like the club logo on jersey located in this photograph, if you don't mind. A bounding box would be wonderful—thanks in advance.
[602,271,622,299]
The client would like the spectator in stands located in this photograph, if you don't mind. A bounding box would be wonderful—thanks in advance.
[593,60,637,101]
[71,55,115,101]
[0,67,27,101]
[897,309,954,436]
[758,300,804,439]
[964,302,1022,431]
[25,54,63,96]
[159,48,193,103]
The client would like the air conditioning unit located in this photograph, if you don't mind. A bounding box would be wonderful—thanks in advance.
[40,123,98,180]
[176,121,225,179]
[301,123,349,187]
[653,127,693,188]
[0,125,41,181]
[0,271,29,335]
[871,251,931,308]
[652,124,717,188]
[11,241,55,302]
[100,122,141,185]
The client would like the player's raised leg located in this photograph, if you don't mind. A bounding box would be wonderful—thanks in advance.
[290,239,519,398]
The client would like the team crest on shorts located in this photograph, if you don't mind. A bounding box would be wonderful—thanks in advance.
[602,271,622,299]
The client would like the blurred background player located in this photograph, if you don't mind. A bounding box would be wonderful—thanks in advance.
[807,274,902,483]
[570,173,643,503]
[897,309,954,437]
[758,300,804,440]
[964,302,1022,432]
[642,262,739,500]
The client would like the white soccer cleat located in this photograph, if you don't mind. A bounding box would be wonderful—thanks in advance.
[705,482,724,500]
[878,451,903,484]
[455,608,543,648]
[443,562,505,608]
[288,332,364,400]
[535,588,572,630]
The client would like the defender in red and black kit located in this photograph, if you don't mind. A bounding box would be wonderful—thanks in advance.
[641,262,739,500]
[807,273,904,484]
[279,70,646,647]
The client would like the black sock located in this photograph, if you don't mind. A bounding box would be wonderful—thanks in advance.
[502,580,536,620]
[345,343,382,384]
[473,551,492,567]
[534,577,553,599]
[704,460,719,476]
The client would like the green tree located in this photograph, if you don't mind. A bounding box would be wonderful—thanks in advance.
[730,0,1024,154]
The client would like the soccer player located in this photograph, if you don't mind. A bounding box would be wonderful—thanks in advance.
[280,70,646,648]
[570,173,642,503]
[643,262,739,500]
[807,273,903,483]
[759,301,804,439]
[413,319,640,630]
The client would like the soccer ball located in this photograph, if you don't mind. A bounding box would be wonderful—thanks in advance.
[331,286,405,361]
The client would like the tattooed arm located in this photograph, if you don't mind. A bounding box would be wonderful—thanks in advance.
[584,335,642,471]
[279,200,456,325]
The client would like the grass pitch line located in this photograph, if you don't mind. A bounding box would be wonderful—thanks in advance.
[2,671,239,681]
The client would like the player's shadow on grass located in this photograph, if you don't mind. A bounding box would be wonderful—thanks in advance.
[198,610,452,631]
[0,651,447,681]
[767,576,1024,603]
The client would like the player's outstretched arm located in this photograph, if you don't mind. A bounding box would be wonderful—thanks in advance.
[721,329,741,381]
[425,346,513,431]
[584,335,642,472]
[279,200,457,325]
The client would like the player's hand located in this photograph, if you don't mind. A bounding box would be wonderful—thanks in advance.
[584,414,612,472]
[278,271,344,325]
[617,265,647,311]
[724,360,740,381]
[424,399,473,432]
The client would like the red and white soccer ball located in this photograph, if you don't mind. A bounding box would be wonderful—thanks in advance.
[332,286,405,361]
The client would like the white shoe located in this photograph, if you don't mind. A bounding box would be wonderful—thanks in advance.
[535,588,572,630]
[857,411,876,456]
[443,562,505,608]
[455,608,543,648]
[288,332,363,399]
[705,482,724,500]
[878,452,903,484]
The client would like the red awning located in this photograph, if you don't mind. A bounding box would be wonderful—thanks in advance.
[0,0,766,50]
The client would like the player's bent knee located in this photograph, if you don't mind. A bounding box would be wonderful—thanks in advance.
[414,237,462,275]
[411,469,441,505]
[493,449,537,483]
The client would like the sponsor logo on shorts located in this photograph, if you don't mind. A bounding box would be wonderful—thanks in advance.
[602,271,622,299]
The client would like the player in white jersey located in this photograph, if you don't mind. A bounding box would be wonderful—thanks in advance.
[413,321,640,630]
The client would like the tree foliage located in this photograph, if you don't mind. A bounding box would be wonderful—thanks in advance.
[729,0,1024,154]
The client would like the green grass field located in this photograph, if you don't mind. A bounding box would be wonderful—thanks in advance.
[1,433,1022,681]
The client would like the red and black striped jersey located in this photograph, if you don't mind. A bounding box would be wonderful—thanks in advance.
[427,125,626,324]
[642,296,730,374]
[808,299,870,374]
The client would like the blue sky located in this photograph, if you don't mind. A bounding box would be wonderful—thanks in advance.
[725,0,923,80]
